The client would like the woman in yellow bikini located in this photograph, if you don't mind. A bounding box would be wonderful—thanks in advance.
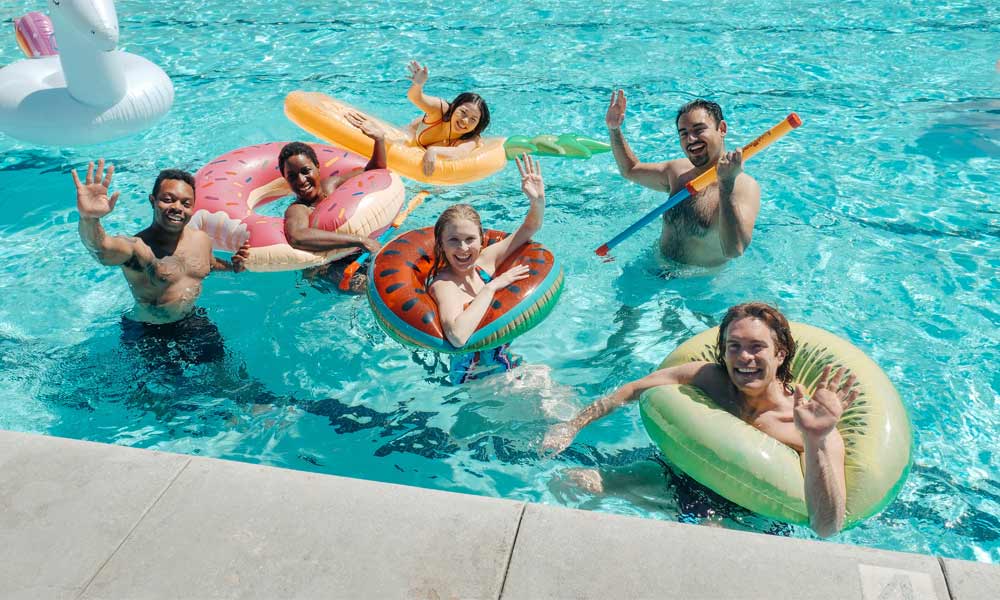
[406,61,492,176]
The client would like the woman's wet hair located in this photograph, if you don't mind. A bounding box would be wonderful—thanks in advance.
[431,203,483,277]
[151,169,195,198]
[445,93,491,140]
[278,141,319,175]
[714,302,796,388]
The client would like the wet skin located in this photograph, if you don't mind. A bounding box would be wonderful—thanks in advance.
[122,179,215,323]
[280,153,380,255]
[605,91,761,266]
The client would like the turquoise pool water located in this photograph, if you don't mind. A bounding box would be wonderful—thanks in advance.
[1,0,998,561]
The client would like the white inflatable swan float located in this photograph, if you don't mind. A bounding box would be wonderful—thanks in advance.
[0,0,173,145]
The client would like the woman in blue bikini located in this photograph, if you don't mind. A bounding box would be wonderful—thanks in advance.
[429,154,545,385]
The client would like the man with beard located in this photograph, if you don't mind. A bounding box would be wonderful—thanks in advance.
[74,160,249,363]
[606,92,761,266]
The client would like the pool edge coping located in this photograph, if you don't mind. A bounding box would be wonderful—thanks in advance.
[2,428,996,599]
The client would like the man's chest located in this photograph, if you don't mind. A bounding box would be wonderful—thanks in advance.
[127,247,210,284]
[751,410,803,452]
[664,189,720,233]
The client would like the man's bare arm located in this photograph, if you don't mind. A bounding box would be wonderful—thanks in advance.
[801,431,848,538]
[78,219,136,266]
[606,89,673,193]
[541,361,713,456]
[73,159,136,266]
[717,150,761,258]
[609,130,674,192]
[793,366,858,537]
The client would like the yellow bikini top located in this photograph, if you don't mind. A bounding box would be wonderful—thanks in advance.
[414,115,463,149]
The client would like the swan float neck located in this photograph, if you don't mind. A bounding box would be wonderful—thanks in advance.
[48,0,126,108]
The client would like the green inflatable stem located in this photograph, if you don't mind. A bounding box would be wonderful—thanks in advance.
[503,134,611,160]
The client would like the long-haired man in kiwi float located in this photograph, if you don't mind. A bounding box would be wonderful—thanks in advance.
[542,303,857,537]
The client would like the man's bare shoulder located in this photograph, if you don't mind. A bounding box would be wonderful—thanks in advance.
[183,227,213,252]
[689,363,739,407]
[644,158,688,179]
[663,157,693,173]
[736,171,760,187]
[688,361,728,384]
[662,158,696,191]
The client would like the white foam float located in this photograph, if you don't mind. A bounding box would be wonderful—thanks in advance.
[0,0,174,146]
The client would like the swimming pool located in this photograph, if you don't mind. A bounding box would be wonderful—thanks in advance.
[1,0,997,562]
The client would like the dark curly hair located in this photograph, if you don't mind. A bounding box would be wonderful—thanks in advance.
[715,302,796,389]
[277,141,318,175]
[151,169,195,198]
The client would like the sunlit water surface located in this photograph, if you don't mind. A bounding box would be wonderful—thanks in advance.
[1,0,997,561]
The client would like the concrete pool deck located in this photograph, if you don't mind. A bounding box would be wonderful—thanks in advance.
[1,429,996,599]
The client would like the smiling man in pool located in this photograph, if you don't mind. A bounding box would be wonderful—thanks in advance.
[74,159,250,362]
[606,93,761,267]
[542,303,857,537]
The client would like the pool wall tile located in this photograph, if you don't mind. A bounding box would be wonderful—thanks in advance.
[0,431,190,600]
[941,558,1000,600]
[500,503,953,600]
[78,453,524,600]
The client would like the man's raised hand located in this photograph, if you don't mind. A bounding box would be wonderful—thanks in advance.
[606,89,627,130]
[793,365,858,438]
[73,159,121,219]
[717,149,744,186]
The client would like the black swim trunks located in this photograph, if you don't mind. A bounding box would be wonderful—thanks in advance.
[120,307,226,366]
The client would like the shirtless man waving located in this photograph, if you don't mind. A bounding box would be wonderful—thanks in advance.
[606,91,761,266]
[542,303,856,537]
[74,159,248,330]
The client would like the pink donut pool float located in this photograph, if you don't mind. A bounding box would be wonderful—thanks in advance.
[190,142,405,272]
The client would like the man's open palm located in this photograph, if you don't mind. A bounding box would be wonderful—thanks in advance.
[606,89,627,129]
[794,365,858,437]
[73,159,120,219]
